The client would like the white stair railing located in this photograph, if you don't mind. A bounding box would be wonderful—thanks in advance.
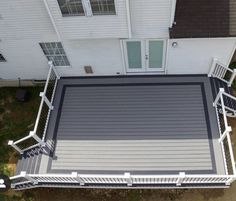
[208,58,236,87]
[214,88,236,176]
[8,61,60,154]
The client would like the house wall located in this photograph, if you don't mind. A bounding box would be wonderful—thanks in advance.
[57,39,125,76]
[0,0,57,40]
[46,0,129,39]
[0,39,52,80]
[0,0,236,80]
[129,0,172,38]
[0,39,124,79]
[167,38,236,74]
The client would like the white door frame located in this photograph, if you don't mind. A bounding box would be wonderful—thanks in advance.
[122,39,166,73]
[123,39,146,73]
[146,39,166,72]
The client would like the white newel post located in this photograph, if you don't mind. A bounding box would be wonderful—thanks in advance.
[8,140,23,154]
[228,69,236,87]
[71,172,85,186]
[124,172,132,186]
[20,172,38,184]
[226,177,236,186]
[208,58,218,77]
[48,61,60,79]
[29,131,45,146]
[176,172,185,186]
[219,126,232,143]
[213,88,224,107]
[40,92,54,110]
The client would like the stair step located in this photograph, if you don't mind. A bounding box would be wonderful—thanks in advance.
[15,146,43,175]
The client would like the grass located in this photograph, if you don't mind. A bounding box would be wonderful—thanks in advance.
[0,85,236,201]
[0,87,42,177]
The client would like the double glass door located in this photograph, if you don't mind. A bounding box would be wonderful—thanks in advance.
[124,39,166,72]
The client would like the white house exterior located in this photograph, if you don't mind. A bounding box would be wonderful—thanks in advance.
[0,0,235,80]
[3,0,236,190]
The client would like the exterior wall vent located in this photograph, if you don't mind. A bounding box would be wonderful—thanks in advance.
[84,66,93,74]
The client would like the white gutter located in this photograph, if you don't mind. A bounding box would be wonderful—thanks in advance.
[42,0,72,67]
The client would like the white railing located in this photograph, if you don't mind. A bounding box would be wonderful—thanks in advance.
[208,58,236,87]
[214,88,236,176]
[8,61,60,154]
[10,172,236,188]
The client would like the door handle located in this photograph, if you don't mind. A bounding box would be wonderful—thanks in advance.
[145,55,149,60]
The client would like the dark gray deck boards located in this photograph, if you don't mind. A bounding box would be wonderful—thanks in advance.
[37,75,225,175]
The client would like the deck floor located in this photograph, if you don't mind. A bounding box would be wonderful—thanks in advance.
[39,75,226,175]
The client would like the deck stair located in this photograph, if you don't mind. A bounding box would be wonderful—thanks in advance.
[211,78,236,118]
[16,147,43,175]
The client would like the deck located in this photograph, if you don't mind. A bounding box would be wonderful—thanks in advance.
[19,75,223,176]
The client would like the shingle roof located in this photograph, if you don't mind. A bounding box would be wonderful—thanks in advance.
[169,0,230,38]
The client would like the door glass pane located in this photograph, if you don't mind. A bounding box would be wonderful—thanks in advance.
[127,41,142,69]
[149,41,164,69]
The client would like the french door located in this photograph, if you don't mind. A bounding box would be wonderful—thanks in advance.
[123,39,166,73]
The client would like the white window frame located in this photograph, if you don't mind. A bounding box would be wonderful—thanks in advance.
[57,0,116,17]
[39,42,70,67]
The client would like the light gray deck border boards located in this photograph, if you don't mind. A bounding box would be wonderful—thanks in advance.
[38,75,226,175]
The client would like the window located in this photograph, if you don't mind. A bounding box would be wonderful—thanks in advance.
[90,0,116,15]
[58,0,85,16]
[0,53,6,62]
[57,0,115,16]
[40,42,70,66]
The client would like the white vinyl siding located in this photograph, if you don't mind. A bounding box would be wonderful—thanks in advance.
[129,0,172,38]
[46,0,128,39]
[0,0,57,40]
[167,38,236,74]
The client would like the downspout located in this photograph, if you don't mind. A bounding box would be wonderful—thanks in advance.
[126,0,132,38]
[42,0,72,67]
[170,0,177,28]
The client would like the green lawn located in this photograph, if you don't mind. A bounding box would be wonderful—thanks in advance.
[0,87,42,177]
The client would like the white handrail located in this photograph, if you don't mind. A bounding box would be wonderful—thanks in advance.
[8,62,59,154]
[214,88,236,175]
[209,58,236,87]
[10,172,236,188]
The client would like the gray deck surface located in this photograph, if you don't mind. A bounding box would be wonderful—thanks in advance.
[38,75,225,175]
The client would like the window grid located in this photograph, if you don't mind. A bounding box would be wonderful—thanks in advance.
[40,42,70,66]
[90,0,116,15]
[0,54,6,62]
[58,0,85,16]
[57,0,115,16]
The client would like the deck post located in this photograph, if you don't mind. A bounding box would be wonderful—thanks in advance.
[176,172,185,186]
[124,172,132,187]
[226,177,236,186]
[228,69,236,87]
[40,92,54,110]
[219,126,232,143]
[48,61,60,79]
[8,140,23,154]
[71,172,84,186]
[213,88,224,107]
[208,58,218,77]
[29,131,45,146]
[20,171,38,184]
